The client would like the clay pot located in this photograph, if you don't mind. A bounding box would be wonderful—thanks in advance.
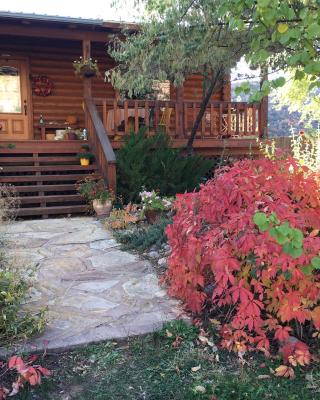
[66,115,78,125]
[80,158,90,166]
[45,133,55,141]
[92,199,113,217]
[145,209,164,224]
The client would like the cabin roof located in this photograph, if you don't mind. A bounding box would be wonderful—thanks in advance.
[0,10,138,32]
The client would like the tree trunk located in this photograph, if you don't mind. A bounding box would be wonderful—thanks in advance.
[186,68,224,152]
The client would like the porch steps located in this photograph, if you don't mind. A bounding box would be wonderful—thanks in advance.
[0,140,99,218]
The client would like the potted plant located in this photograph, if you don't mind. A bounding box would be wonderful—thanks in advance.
[76,144,94,166]
[77,176,115,216]
[140,189,173,223]
[73,57,99,78]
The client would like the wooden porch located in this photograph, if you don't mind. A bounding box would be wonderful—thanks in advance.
[94,98,265,142]
[0,12,270,218]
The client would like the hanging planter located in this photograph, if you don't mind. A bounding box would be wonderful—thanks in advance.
[73,57,99,78]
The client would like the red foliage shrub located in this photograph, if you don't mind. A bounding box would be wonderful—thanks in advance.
[0,355,50,398]
[166,156,320,361]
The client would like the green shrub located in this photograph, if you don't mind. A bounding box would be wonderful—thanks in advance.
[0,185,46,345]
[114,216,171,252]
[116,128,214,203]
[0,266,46,344]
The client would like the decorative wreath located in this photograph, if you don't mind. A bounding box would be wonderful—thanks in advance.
[31,75,54,96]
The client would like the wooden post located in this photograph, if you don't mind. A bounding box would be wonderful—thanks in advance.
[82,39,92,99]
[176,86,184,138]
[259,66,268,138]
[222,72,231,101]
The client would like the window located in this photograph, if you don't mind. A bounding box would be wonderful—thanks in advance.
[0,66,22,113]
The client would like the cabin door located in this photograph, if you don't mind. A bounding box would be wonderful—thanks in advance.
[0,59,31,140]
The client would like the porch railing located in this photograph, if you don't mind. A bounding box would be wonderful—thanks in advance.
[93,98,264,140]
[84,97,117,192]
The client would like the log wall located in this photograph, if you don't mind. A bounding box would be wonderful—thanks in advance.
[1,35,231,137]
[0,35,115,135]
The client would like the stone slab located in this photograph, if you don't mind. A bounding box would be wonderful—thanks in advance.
[0,217,180,354]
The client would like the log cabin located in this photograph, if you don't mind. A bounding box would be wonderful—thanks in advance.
[0,11,269,217]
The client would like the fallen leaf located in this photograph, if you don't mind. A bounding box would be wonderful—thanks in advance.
[166,330,173,338]
[274,365,295,379]
[194,385,206,394]
[191,365,201,372]
[198,335,209,344]
[172,336,182,348]
[257,374,271,380]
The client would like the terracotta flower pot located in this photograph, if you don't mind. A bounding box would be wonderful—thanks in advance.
[145,209,164,224]
[80,158,90,166]
[92,199,113,217]
[66,115,78,125]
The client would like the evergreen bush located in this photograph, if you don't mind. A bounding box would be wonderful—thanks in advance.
[116,128,213,203]
[114,216,171,252]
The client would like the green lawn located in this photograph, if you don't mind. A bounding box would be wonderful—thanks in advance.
[14,321,320,400]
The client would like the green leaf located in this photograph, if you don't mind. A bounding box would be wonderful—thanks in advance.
[269,212,280,225]
[283,270,292,280]
[304,61,320,75]
[311,256,320,269]
[253,212,269,231]
[257,0,270,7]
[283,243,303,259]
[270,227,288,245]
[272,77,286,88]
[291,228,304,243]
[235,82,251,95]
[294,70,305,80]
[307,23,320,39]
[301,265,314,276]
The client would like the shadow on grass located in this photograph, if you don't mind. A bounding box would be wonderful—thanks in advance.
[14,321,320,400]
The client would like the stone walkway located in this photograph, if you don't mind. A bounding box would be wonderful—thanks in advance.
[2,217,179,353]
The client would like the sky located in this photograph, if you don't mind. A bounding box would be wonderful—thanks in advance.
[0,0,136,21]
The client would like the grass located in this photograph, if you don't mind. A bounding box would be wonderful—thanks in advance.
[13,321,320,400]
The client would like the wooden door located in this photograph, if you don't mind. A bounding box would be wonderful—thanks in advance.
[0,59,31,140]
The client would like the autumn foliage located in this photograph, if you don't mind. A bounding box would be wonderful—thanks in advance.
[166,156,320,369]
[0,355,50,398]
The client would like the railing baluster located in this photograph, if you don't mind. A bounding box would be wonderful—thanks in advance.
[155,101,159,131]
[201,107,206,138]
[252,104,257,135]
[113,99,118,137]
[134,100,139,132]
[124,101,128,134]
[145,100,149,135]
[102,100,107,130]
[219,103,223,137]
[227,103,231,137]
[175,102,179,138]
[244,104,248,136]
[165,101,170,135]
[193,102,197,137]
[184,102,188,138]
[236,103,240,137]
[210,103,214,137]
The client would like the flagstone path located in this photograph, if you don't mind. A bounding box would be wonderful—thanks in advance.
[2,217,180,353]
